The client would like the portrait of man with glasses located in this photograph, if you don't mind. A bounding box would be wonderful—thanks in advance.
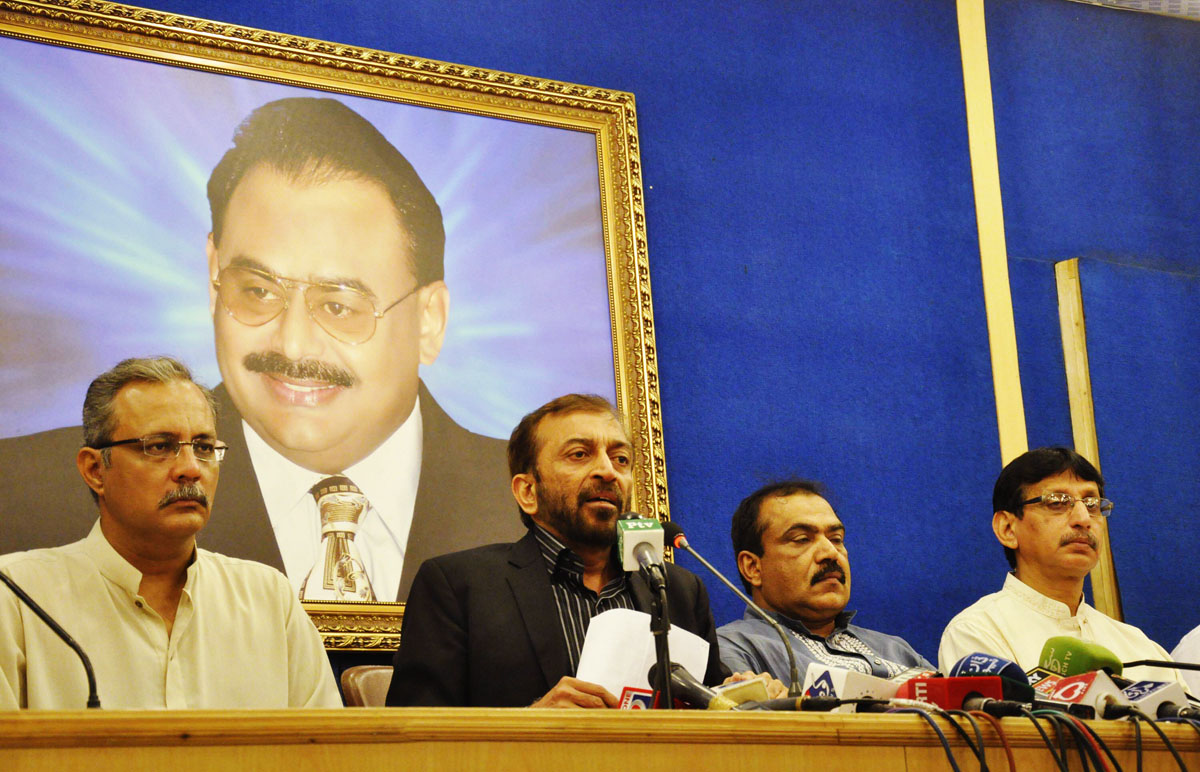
[1,97,519,604]
[200,97,518,602]
[937,446,1187,688]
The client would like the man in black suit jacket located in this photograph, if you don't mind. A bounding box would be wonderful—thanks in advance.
[388,394,740,708]
[0,379,517,601]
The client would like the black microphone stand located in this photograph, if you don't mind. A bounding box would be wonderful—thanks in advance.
[1,570,101,708]
[646,568,672,709]
[667,529,803,698]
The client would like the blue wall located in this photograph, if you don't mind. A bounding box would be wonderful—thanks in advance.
[986,0,1200,652]
[130,0,1199,663]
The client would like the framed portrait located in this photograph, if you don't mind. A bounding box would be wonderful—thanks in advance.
[0,1,666,650]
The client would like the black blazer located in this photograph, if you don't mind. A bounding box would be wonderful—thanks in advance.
[387,529,728,707]
[0,381,520,600]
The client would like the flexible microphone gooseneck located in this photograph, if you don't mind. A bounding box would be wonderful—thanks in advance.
[661,521,802,698]
[1,570,101,708]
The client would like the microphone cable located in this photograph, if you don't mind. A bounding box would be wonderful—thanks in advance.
[1018,707,1070,772]
[938,708,988,772]
[886,705,961,772]
[1061,712,1120,772]
[1123,707,1188,772]
[1160,715,1200,741]
[1031,708,1116,772]
[968,710,1017,772]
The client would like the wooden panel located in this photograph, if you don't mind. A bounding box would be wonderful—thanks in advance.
[1,709,1197,772]
[1055,258,1123,620]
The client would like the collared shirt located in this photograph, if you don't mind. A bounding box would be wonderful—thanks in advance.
[718,607,932,682]
[1170,626,1200,696]
[0,521,342,710]
[532,525,634,674]
[939,573,1186,688]
[244,395,423,601]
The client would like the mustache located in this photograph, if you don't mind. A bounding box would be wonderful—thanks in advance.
[1060,530,1098,550]
[812,560,846,585]
[158,484,208,509]
[243,351,356,388]
[578,481,625,508]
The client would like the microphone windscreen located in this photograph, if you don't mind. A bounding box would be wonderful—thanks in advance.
[950,652,1030,685]
[1039,636,1123,676]
[661,520,685,543]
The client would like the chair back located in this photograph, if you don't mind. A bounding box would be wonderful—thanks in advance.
[340,665,394,707]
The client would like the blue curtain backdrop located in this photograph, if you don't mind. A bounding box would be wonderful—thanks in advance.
[82,0,1200,665]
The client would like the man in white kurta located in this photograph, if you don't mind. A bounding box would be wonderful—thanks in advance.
[938,447,1185,689]
[0,522,340,709]
[1171,627,1200,695]
[940,572,1182,687]
[0,357,340,709]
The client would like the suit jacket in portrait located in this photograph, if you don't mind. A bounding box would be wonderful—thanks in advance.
[386,529,728,707]
[0,380,520,601]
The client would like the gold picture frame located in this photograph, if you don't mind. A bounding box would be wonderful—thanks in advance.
[0,0,666,651]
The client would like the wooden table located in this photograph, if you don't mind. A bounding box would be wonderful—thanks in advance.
[1,708,1198,770]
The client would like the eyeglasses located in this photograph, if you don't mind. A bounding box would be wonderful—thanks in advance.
[92,434,228,464]
[1020,492,1114,518]
[211,265,420,345]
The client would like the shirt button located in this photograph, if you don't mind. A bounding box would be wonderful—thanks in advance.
[874,659,882,665]
[135,601,143,608]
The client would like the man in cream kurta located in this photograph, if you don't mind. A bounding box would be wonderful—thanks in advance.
[0,522,340,709]
[939,447,1185,689]
[940,573,1183,687]
[0,356,340,710]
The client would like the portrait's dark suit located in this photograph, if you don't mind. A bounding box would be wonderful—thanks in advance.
[386,528,728,707]
[0,380,520,601]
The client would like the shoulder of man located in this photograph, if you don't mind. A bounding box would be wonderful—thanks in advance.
[662,559,704,586]
[943,582,1010,627]
[193,548,295,595]
[0,540,83,574]
[414,539,527,582]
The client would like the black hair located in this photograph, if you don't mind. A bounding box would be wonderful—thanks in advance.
[993,446,1104,568]
[207,97,444,286]
[730,479,826,593]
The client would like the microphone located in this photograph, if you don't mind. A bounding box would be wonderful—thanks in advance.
[1025,666,1066,698]
[647,662,862,712]
[802,663,901,712]
[1039,636,1123,677]
[617,513,666,593]
[1036,669,1128,719]
[647,662,766,710]
[1108,679,1200,719]
[897,676,1003,709]
[939,654,1037,716]
[661,520,802,697]
[1122,658,1200,672]
[949,652,1030,684]
[0,570,102,708]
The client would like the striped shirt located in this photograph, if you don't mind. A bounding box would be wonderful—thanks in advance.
[532,525,634,674]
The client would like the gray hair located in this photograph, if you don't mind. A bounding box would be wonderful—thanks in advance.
[82,356,218,473]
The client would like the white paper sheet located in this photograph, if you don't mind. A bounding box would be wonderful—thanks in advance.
[575,608,710,697]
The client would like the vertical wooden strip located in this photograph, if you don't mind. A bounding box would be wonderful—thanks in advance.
[956,0,1028,465]
[1055,259,1123,620]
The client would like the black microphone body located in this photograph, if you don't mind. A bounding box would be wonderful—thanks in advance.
[661,521,802,698]
[648,662,750,710]
[1124,658,1200,673]
[0,570,102,708]
[632,541,667,593]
